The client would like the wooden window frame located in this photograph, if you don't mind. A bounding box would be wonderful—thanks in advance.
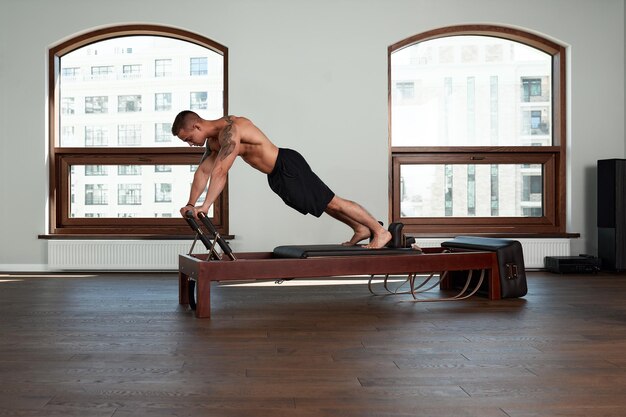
[48,25,229,237]
[389,25,566,237]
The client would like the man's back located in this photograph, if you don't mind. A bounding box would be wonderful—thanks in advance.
[229,116,279,174]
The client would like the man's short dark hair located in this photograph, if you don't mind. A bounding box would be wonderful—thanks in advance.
[171,110,200,136]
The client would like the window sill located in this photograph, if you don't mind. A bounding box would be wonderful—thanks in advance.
[406,232,580,239]
[38,234,235,240]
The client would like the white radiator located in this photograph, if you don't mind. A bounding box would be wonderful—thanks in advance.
[47,240,202,271]
[48,238,571,271]
[516,238,571,268]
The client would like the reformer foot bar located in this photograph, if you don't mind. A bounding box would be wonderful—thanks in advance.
[179,212,526,318]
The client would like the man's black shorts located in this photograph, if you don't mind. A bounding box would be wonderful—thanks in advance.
[267,148,335,217]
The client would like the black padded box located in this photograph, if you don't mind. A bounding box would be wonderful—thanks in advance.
[441,236,527,298]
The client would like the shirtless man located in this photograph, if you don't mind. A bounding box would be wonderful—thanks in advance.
[172,111,392,249]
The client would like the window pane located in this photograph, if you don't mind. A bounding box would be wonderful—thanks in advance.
[391,36,551,146]
[117,124,141,146]
[85,126,109,146]
[59,36,224,147]
[118,95,142,113]
[190,91,208,109]
[399,164,543,217]
[69,164,213,218]
[154,123,172,143]
[190,57,208,75]
[155,59,172,77]
[85,96,108,114]
[155,93,172,111]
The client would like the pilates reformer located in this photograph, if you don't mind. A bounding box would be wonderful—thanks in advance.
[179,212,526,318]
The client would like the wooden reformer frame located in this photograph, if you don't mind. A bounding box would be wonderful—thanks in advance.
[179,213,502,318]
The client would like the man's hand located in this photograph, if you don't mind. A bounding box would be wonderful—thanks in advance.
[179,204,192,218]
[180,204,209,219]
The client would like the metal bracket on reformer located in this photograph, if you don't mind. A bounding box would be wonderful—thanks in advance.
[184,210,237,261]
[367,269,485,302]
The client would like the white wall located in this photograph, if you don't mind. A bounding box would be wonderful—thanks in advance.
[0,0,624,270]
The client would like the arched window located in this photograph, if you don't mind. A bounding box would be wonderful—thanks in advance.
[48,25,228,236]
[389,25,566,235]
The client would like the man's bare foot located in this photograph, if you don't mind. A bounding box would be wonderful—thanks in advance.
[342,228,370,246]
[363,230,392,249]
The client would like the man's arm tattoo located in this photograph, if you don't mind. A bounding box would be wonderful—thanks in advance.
[217,116,236,161]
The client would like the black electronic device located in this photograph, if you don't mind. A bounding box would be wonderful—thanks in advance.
[597,159,626,271]
[544,255,601,274]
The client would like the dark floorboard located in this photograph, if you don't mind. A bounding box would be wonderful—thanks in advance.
[0,271,625,416]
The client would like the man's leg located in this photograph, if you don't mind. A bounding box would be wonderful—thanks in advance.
[325,208,370,246]
[324,196,391,249]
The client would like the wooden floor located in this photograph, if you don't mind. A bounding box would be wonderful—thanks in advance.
[0,270,625,417]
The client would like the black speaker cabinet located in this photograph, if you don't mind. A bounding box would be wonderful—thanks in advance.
[597,159,626,271]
